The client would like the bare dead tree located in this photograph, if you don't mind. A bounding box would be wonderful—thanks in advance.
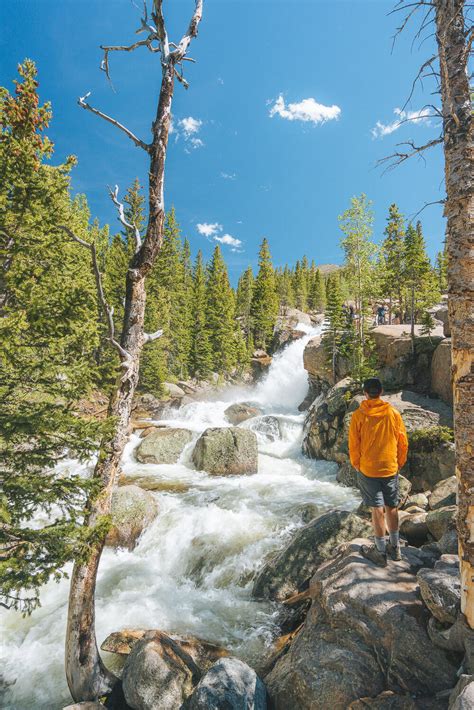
[386,0,473,633]
[61,1,204,702]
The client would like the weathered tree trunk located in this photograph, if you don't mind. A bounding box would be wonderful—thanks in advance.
[434,0,474,629]
[65,2,203,700]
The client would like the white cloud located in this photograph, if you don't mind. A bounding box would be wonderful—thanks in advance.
[178,116,202,137]
[371,107,431,138]
[196,222,243,251]
[196,222,222,238]
[215,234,242,250]
[220,171,236,180]
[269,94,341,124]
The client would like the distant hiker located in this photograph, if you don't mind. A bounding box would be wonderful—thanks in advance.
[348,377,408,567]
[377,305,386,325]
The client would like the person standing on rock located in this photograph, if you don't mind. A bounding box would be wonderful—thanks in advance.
[349,377,408,566]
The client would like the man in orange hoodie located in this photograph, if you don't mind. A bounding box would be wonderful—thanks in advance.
[349,377,409,566]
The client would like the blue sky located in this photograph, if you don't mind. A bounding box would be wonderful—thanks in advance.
[1,0,445,283]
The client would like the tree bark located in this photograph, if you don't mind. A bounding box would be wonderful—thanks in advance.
[434,0,474,629]
[65,1,203,699]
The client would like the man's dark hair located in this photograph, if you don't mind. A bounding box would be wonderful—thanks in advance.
[363,377,383,398]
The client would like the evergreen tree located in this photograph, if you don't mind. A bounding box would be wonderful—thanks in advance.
[322,273,345,380]
[0,61,105,612]
[275,264,295,310]
[181,237,194,370]
[339,194,377,381]
[236,265,254,352]
[403,221,438,351]
[251,238,278,349]
[206,245,236,372]
[190,250,213,378]
[308,267,326,312]
[435,244,448,293]
[293,259,308,311]
[378,203,405,323]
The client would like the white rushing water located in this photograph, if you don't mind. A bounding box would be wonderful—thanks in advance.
[1,323,360,709]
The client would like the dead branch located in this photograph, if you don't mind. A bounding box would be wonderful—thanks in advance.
[402,54,438,109]
[59,225,132,368]
[173,0,203,60]
[78,93,151,152]
[100,39,159,82]
[108,185,142,253]
[377,135,443,172]
[408,199,445,222]
[144,329,163,342]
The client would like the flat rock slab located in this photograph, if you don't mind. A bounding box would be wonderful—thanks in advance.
[418,554,461,624]
[265,540,458,709]
[136,427,194,465]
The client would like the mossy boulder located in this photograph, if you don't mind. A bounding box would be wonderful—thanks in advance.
[192,427,258,475]
[136,427,194,465]
[105,485,158,550]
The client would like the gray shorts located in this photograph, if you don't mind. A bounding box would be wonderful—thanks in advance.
[357,471,399,508]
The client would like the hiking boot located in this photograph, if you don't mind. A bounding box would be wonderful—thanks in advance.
[360,544,387,567]
[387,541,402,561]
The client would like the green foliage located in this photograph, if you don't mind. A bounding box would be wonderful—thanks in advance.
[0,60,107,613]
[377,203,406,321]
[322,273,345,380]
[190,251,213,378]
[435,245,448,293]
[236,266,254,352]
[206,245,237,372]
[408,426,454,451]
[308,266,326,311]
[251,238,278,349]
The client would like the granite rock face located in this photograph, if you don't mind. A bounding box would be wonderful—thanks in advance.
[265,541,458,709]
[431,338,453,405]
[418,554,461,624]
[185,657,267,710]
[252,510,371,601]
[135,427,194,465]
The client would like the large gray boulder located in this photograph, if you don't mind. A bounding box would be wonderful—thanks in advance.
[404,427,455,492]
[135,427,194,465]
[449,676,474,710]
[185,657,267,710]
[418,554,461,624]
[265,541,458,709]
[399,511,429,546]
[225,402,262,425]
[431,338,453,405]
[192,427,258,476]
[105,485,158,550]
[122,630,201,710]
[252,510,371,601]
[371,324,444,393]
[426,505,457,540]
[429,476,457,510]
[303,335,336,397]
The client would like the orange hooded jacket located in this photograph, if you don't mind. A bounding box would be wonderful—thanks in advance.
[348,398,408,478]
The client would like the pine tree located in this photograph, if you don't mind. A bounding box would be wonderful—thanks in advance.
[435,245,448,293]
[322,273,345,380]
[190,250,213,378]
[206,245,236,372]
[181,237,194,372]
[0,61,105,612]
[308,267,326,312]
[236,265,254,352]
[339,194,377,381]
[403,221,437,351]
[293,259,309,311]
[378,203,405,323]
[251,238,278,349]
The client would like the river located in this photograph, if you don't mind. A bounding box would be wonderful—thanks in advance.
[1,323,360,709]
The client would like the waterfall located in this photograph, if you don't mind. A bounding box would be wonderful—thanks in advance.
[0,323,360,710]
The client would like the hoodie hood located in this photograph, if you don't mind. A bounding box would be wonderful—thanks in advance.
[360,398,391,417]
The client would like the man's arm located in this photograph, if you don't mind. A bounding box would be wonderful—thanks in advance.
[348,411,361,471]
[397,414,408,470]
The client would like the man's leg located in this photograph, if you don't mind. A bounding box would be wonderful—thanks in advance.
[372,506,386,552]
[383,474,402,560]
[356,472,387,566]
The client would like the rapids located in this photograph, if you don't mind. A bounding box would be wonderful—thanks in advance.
[1,323,360,709]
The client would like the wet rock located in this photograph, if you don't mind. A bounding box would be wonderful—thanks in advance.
[251,351,272,379]
[63,704,104,709]
[431,338,453,405]
[336,461,358,488]
[119,474,189,494]
[303,335,335,396]
[135,427,194,465]
[298,503,321,524]
[249,415,282,441]
[102,629,229,670]
[105,485,158,550]
[399,511,429,546]
[418,554,461,624]
[429,476,457,510]
[185,657,267,710]
[192,427,258,476]
[265,540,458,709]
[449,675,474,709]
[426,505,457,540]
[348,691,417,709]
[163,382,186,398]
[122,630,201,710]
[252,510,371,601]
[224,402,262,425]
